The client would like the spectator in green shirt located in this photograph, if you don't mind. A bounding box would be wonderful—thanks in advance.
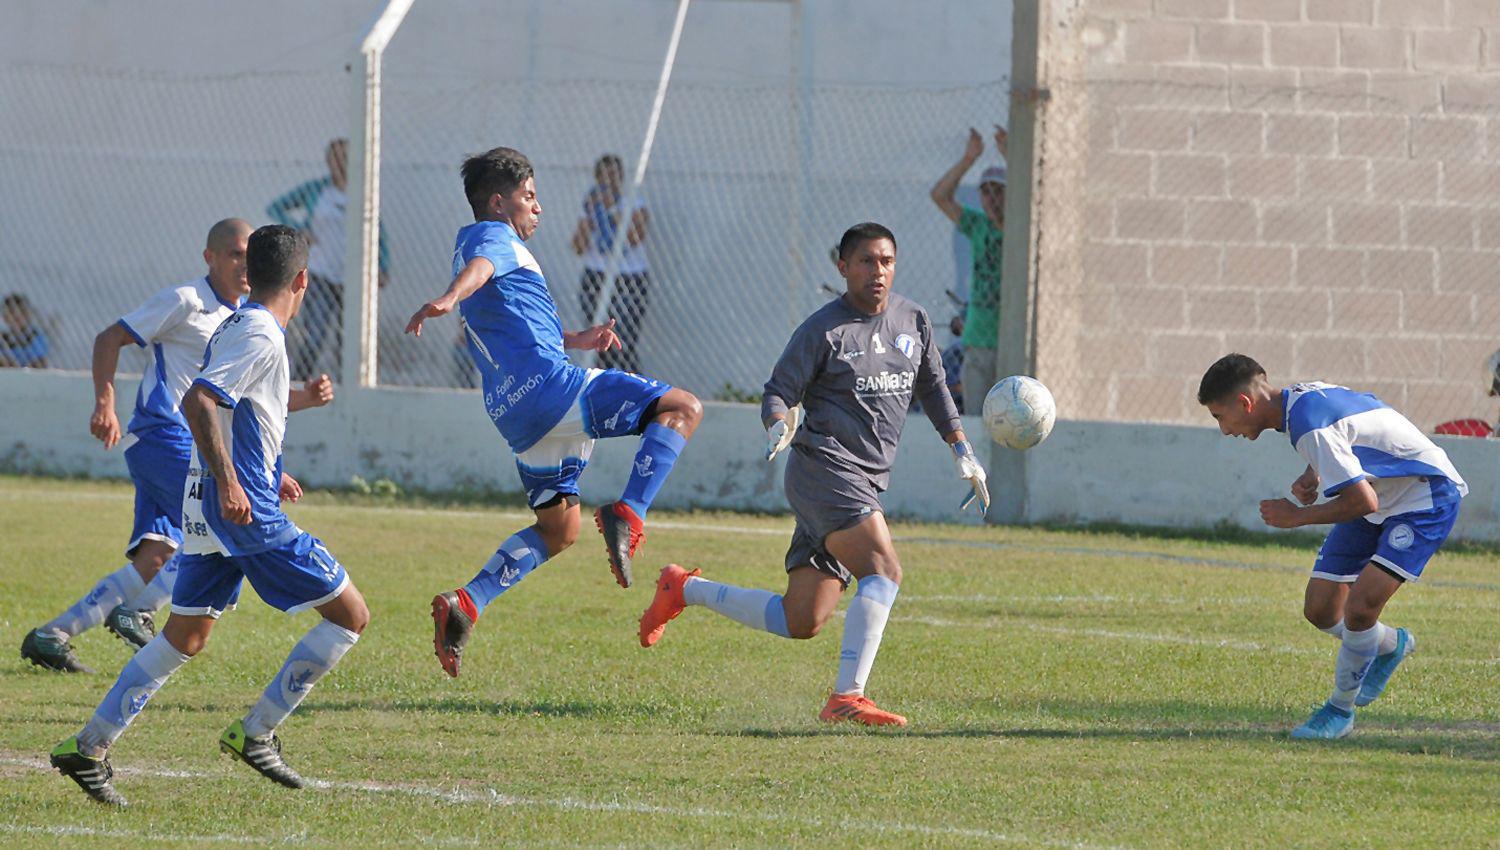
[930,125,1007,404]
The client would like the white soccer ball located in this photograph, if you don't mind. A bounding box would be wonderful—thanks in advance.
[981,375,1056,450]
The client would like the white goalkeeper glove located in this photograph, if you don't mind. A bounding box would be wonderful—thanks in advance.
[953,440,990,514]
[765,405,801,461]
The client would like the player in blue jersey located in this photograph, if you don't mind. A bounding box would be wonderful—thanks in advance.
[49,226,369,806]
[21,221,334,672]
[1199,354,1466,740]
[405,146,702,678]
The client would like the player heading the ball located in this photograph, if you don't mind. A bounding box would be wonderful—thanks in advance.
[1199,353,1466,741]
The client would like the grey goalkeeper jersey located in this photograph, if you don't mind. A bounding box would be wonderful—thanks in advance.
[762,293,962,489]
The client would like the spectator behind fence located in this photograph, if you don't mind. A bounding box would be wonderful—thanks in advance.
[1,293,49,368]
[266,138,389,380]
[571,154,651,374]
[930,125,1007,403]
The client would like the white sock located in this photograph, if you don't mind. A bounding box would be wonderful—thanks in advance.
[834,575,899,696]
[126,556,179,612]
[1322,619,1398,655]
[44,564,146,637]
[242,620,360,739]
[1330,624,1381,711]
[78,633,191,754]
[683,576,791,637]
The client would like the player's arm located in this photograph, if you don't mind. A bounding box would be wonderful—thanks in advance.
[89,322,137,449]
[288,374,334,412]
[913,311,988,512]
[405,256,494,337]
[563,318,620,352]
[182,383,251,525]
[1290,465,1319,505]
[627,206,649,247]
[570,215,592,255]
[761,325,823,460]
[1261,479,1377,529]
[993,124,1009,160]
[930,128,984,224]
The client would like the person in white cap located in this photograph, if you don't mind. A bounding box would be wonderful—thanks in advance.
[930,125,1007,403]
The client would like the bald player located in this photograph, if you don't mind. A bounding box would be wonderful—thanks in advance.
[20,220,334,672]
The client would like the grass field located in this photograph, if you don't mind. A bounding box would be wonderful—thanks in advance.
[3,474,1499,849]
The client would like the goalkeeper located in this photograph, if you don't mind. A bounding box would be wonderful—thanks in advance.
[637,222,987,726]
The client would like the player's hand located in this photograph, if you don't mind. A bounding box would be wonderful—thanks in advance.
[766,418,789,461]
[964,127,984,161]
[405,294,458,337]
[221,479,253,525]
[90,403,121,449]
[571,318,620,352]
[953,440,990,514]
[1259,498,1303,529]
[303,374,334,408]
[279,472,303,503]
[1291,467,1319,506]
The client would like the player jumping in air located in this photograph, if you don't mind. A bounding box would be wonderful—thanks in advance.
[21,219,333,672]
[637,222,990,726]
[50,225,368,805]
[1198,354,1466,740]
[405,147,702,678]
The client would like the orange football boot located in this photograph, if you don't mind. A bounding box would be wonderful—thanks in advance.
[638,564,700,648]
[819,692,908,727]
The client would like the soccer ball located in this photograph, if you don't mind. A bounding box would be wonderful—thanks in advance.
[981,376,1056,450]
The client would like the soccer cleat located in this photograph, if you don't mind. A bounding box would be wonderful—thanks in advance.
[1356,628,1415,707]
[431,591,474,679]
[639,564,701,648]
[104,604,156,650]
[1290,702,1354,740]
[21,628,94,674]
[819,693,908,727]
[50,736,126,806]
[594,501,645,589]
[219,719,305,789]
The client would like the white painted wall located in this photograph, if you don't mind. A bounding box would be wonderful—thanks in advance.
[7,370,1499,545]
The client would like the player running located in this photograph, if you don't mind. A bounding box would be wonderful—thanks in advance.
[405,147,702,678]
[1198,354,1465,740]
[637,222,989,727]
[21,220,334,672]
[49,225,369,806]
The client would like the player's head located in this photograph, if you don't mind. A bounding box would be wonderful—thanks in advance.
[203,218,253,297]
[246,224,310,312]
[979,165,1006,223]
[2,292,33,328]
[836,222,897,313]
[462,147,540,237]
[325,138,350,188]
[1198,353,1277,439]
[594,154,623,194]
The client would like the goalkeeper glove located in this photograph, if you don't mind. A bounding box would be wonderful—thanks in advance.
[953,440,990,514]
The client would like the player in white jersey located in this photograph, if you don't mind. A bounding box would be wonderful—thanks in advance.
[1199,354,1466,740]
[21,220,333,673]
[49,226,368,806]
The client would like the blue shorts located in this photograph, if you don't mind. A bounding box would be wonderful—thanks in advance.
[514,368,671,508]
[123,428,192,558]
[171,532,349,619]
[1313,499,1460,584]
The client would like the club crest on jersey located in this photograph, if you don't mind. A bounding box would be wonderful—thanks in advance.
[894,333,916,360]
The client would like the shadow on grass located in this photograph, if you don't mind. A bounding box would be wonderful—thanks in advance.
[259,696,672,721]
[728,698,1500,761]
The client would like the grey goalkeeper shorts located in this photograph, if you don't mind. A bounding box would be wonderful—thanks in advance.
[781,447,883,589]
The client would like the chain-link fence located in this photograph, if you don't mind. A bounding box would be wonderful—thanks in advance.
[1032,2,1500,433]
[373,0,1008,398]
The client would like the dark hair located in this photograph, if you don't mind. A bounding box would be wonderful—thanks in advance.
[837,222,897,261]
[246,225,309,294]
[594,154,622,180]
[1197,353,1266,405]
[462,147,534,217]
[2,293,28,311]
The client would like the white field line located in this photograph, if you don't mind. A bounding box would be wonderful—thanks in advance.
[901,592,1500,612]
[2,756,1123,850]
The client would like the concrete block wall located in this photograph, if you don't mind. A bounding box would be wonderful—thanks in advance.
[1046,0,1500,429]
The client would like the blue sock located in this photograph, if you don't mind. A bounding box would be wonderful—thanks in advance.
[463,528,549,617]
[620,422,686,519]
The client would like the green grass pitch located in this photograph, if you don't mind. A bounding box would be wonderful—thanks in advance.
[2,474,1498,848]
